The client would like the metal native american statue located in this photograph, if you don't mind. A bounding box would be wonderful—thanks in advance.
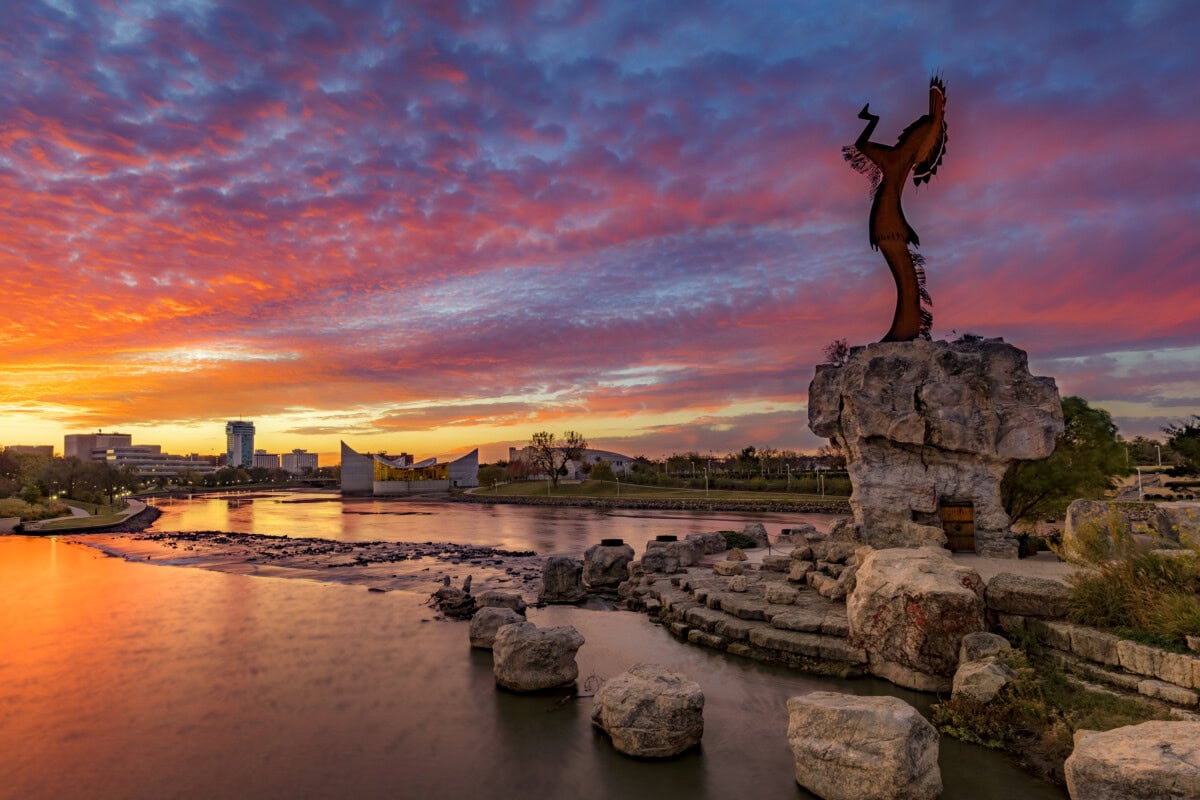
[843,77,948,341]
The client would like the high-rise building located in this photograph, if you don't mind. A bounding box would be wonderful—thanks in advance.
[281,449,318,474]
[225,421,255,468]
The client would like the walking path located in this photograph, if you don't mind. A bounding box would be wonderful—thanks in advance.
[23,499,147,532]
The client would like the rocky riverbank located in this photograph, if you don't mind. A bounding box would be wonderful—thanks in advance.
[453,493,851,514]
[73,530,544,602]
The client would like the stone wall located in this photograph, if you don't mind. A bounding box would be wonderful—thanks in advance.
[808,336,1063,557]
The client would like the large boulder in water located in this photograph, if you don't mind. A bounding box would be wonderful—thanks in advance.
[492,621,585,692]
[583,540,635,591]
[469,607,524,649]
[591,664,705,758]
[539,556,586,604]
[847,547,986,691]
[786,692,941,800]
[1065,721,1200,799]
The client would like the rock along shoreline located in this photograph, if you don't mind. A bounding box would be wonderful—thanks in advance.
[451,493,851,515]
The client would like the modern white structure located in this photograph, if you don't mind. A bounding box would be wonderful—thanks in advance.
[253,449,281,469]
[340,441,477,494]
[98,445,217,478]
[282,449,318,475]
[225,421,255,469]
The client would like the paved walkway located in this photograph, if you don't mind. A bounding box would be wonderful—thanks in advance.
[23,499,147,532]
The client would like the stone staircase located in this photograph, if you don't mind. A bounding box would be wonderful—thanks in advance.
[628,565,868,677]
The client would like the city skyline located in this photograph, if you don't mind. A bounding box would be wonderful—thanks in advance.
[3,2,1198,463]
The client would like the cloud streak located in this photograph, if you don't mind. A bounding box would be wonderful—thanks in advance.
[2,0,1198,459]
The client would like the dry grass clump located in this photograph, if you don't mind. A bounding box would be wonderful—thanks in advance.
[0,497,70,522]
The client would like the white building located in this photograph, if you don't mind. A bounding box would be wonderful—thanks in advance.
[281,449,318,474]
[507,447,633,480]
[64,432,132,460]
[253,449,281,469]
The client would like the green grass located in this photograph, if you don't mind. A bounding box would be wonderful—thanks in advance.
[471,480,846,503]
[34,513,130,531]
[63,499,127,515]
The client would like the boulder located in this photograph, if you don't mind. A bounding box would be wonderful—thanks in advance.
[741,523,769,548]
[726,547,748,562]
[713,561,744,576]
[778,524,817,544]
[476,591,527,615]
[642,539,701,574]
[1063,499,1133,560]
[591,664,704,758]
[847,547,986,691]
[786,692,941,800]
[985,572,1069,618]
[959,631,1012,663]
[952,656,1014,704]
[539,556,586,604]
[728,575,748,593]
[789,545,814,561]
[761,554,792,572]
[765,584,799,605]
[788,560,814,583]
[686,531,728,555]
[492,621,585,692]
[469,607,525,649]
[808,337,1062,557]
[1065,721,1200,799]
[1155,505,1200,546]
[583,541,635,591]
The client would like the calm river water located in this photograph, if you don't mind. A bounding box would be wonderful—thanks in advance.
[145,492,843,555]
[0,501,1066,799]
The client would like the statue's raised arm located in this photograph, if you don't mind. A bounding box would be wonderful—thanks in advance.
[843,77,948,342]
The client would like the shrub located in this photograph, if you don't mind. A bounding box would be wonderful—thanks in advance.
[720,530,758,549]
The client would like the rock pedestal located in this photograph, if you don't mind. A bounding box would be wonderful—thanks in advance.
[591,664,705,758]
[1065,721,1200,799]
[492,621,585,692]
[847,547,986,691]
[808,336,1063,557]
[786,692,941,800]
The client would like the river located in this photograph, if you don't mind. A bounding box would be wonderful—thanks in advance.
[0,499,1066,799]
[144,491,844,555]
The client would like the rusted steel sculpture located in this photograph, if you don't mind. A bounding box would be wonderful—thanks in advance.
[844,77,948,341]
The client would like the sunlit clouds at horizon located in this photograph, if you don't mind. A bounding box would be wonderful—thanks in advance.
[2,0,1198,462]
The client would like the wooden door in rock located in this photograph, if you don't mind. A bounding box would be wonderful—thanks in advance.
[940,501,975,552]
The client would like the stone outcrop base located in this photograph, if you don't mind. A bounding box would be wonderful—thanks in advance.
[1065,721,1200,799]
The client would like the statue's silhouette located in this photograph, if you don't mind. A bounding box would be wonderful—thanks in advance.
[844,77,947,341]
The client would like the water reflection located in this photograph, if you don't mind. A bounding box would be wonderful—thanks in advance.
[1,537,1063,799]
[147,493,842,554]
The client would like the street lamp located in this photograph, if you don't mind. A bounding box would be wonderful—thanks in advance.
[1156,445,1162,467]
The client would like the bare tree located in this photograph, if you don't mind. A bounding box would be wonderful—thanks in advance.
[527,430,588,488]
[823,338,850,367]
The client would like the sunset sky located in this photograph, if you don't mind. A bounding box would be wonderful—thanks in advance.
[2,1,1198,465]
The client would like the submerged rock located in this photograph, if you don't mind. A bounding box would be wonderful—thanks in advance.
[786,691,941,800]
[476,590,527,615]
[591,664,704,758]
[492,621,585,692]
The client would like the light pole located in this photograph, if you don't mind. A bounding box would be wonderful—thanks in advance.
[704,465,709,498]
[1137,466,1144,501]
[1156,445,1162,467]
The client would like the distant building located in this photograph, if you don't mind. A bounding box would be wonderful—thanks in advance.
[98,445,218,478]
[340,441,477,494]
[3,444,54,457]
[225,421,255,469]
[252,449,281,469]
[281,449,318,475]
[508,447,633,480]
[65,432,132,460]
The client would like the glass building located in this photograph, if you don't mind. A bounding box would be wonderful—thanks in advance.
[225,421,255,468]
